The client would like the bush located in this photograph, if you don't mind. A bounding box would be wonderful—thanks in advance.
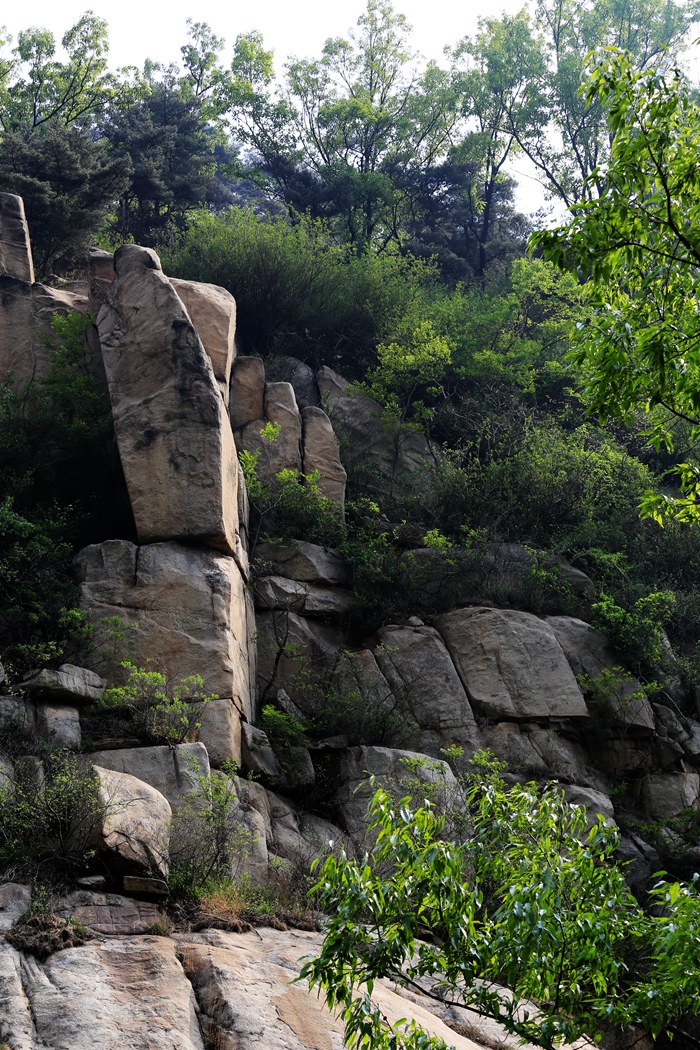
[591,591,676,675]
[168,761,254,899]
[0,750,104,881]
[99,661,217,745]
[160,208,438,377]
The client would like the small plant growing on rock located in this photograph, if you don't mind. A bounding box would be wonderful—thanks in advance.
[99,661,216,745]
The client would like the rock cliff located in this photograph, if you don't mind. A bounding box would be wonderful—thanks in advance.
[1,192,699,1048]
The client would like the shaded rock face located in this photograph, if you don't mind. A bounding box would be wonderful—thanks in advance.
[170,277,237,404]
[230,355,265,429]
[301,405,347,509]
[75,539,255,726]
[97,244,239,556]
[317,365,432,500]
[0,276,88,391]
[89,743,210,813]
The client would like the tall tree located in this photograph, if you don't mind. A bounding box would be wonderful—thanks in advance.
[520,0,700,205]
[532,48,700,522]
[229,0,459,253]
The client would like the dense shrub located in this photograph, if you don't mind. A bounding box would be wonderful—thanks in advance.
[160,208,438,377]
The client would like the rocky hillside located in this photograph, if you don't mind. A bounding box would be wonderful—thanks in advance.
[0,190,699,1048]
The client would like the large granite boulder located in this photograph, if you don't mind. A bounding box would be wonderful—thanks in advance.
[89,743,210,813]
[253,540,349,586]
[317,365,432,500]
[0,935,205,1049]
[547,616,655,733]
[334,745,461,840]
[76,539,255,726]
[375,624,480,750]
[230,355,265,429]
[434,607,589,722]
[254,575,357,618]
[94,765,171,878]
[96,244,239,555]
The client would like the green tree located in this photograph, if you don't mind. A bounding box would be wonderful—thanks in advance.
[531,48,700,522]
[229,0,458,253]
[301,760,700,1049]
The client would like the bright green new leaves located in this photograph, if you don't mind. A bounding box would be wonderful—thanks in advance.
[532,48,700,522]
[301,763,700,1049]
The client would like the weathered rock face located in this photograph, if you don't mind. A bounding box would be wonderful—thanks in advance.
[547,616,655,733]
[301,405,347,509]
[334,746,461,840]
[0,935,205,1049]
[317,365,432,500]
[75,539,255,726]
[180,928,486,1050]
[94,765,171,878]
[0,193,34,283]
[90,744,210,813]
[97,244,239,556]
[254,540,349,586]
[375,624,480,749]
[435,607,589,722]
[0,277,88,391]
[170,277,237,404]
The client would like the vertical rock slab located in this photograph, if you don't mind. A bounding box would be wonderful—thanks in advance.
[434,606,589,722]
[302,405,347,510]
[170,277,237,406]
[0,192,34,283]
[230,355,265,429]
[75,539,255,725]
[96,244,239,555]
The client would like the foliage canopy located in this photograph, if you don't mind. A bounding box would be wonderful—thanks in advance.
[302,758,700,1049]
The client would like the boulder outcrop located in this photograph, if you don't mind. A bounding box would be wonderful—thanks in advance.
[97,244,239,556]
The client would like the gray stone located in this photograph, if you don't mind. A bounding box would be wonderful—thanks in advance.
[318,366,432,500]
[435,607,588,722]
[0,193,34,282]
[562,784,616,826]
[374,624,479,748]
[35,703,81,749]
[256,606,335,714]
[547,616,655,733]
[21,663,106,705]
[268,355,320,408]
[170,277,237,404]
[196,697,242,768]
[89,743,210,813]
[241,723,282,779]
[335,746,461,839]
[76,539,255,720]
[0,882,32,934]
[96,244,239,555]
[230,355,265,429]
[254,575,357,618]
[642,772,700,819]
[254,540,349,585]
[301,405,347,509]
